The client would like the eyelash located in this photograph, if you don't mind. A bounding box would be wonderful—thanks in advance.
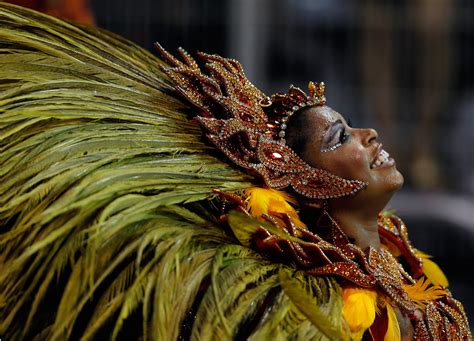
[339,128,350,144]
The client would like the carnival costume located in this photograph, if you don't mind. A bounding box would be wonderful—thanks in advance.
[0,4,471,340]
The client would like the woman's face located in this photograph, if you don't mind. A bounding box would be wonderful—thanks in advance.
[300,106,404,202]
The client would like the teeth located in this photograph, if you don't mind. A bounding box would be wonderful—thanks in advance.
[372,149,390,168]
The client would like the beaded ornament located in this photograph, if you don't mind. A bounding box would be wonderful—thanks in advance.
[155,44,367,200]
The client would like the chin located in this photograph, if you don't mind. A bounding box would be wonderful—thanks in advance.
[386,168,404,192]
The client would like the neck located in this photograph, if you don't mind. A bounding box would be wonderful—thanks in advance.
[329,210,380,250]
[328,207,381,250]
[323,192,395,250]
[302,193,393,250]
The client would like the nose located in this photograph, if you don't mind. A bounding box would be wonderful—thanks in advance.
[360,128,378,146]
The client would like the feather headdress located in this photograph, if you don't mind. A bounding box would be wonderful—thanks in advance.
[0,4,344,340]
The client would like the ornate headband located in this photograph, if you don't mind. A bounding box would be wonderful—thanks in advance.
[155,44,367,199]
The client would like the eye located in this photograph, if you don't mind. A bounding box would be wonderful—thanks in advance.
[347,119,353,128]
[338,127,350,144]
[321,127,350,153]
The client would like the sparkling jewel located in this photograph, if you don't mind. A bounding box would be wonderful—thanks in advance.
[272,152,282,159]
[157,45,366,200]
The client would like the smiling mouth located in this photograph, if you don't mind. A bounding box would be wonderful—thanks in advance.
[370,148,395,169]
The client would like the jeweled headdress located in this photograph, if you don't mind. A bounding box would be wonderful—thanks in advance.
[155,44,367,199]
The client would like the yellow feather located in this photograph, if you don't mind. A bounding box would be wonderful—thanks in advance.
[244,187,305,227]
[342,288,377,341]
[416,250,449,287]
[384,303,401,341]
[403,277,446,309]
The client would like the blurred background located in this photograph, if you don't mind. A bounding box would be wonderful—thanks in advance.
[4,0,474,328]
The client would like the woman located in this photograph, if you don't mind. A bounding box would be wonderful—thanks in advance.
[0,3,470,340]
[155,45,470,340]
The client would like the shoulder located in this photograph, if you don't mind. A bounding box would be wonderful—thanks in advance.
[377,212,424,278]
[378,211,450,286]
[377,212,411,248]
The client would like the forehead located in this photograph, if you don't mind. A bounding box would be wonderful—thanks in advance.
[305,106,345,132]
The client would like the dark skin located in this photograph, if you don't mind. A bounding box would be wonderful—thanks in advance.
[296,106,404,249]
[292,106,414,340]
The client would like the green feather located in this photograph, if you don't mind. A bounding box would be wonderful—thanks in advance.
[191,244,278,340]
[249,269,345,341]
[0,3,346,340]
[279,268,348,340]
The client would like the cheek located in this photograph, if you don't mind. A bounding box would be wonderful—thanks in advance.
[320,146,369,180]
[344,148,367,167]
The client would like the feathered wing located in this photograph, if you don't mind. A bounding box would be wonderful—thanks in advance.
[0,4,343,340]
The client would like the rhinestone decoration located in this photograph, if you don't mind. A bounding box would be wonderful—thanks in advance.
[321,142,342,153]
[378,213,424,278]
[269,81,326,144]
[155,44,367,200]
[250,210,471,340]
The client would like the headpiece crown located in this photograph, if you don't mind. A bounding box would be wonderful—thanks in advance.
[265,81,326,144]
[155,44,367,199]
